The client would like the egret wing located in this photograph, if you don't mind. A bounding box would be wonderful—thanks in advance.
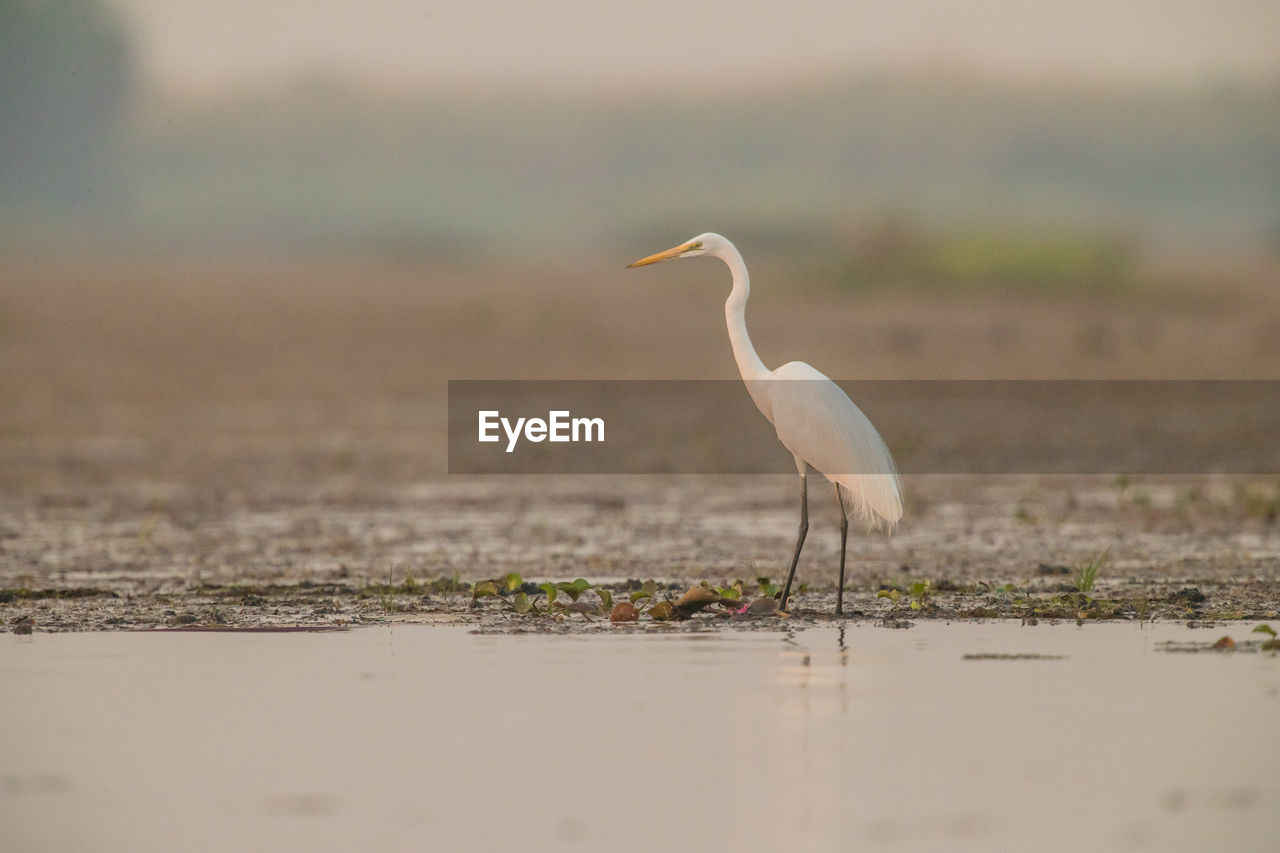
[765,362,903,529]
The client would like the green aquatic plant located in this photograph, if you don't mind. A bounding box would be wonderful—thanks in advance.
[907,580,932,611]
[1254,623,1278,652]
[1131,596,1151,623]
[647,601,674,621]
[554,579,593,601]
[470,577,607,619]
[717,581,743,601]
[1074,549,1108,595]
[379,565,399,612]
[630,580,659,605]
[877,588,902,608]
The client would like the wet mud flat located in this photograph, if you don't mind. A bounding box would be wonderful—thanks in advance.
[3,414,1279,633]
[3,259,1279,634]
[2,469,1278,633]
[2,623,1276,852]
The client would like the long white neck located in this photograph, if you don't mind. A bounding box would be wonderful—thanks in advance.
[717,243,770,383]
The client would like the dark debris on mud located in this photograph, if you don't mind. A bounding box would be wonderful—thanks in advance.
[3,575,1278,635]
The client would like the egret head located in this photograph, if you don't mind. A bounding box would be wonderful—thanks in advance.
[626,232,730,268]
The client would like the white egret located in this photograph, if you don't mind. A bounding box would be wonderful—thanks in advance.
[628,233,903,614]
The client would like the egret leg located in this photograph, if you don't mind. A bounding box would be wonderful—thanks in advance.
[835,488,850,616]
[778,472,808,612]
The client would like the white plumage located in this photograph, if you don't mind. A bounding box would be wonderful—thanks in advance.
[628,232,904,614]
[765,360,903,530]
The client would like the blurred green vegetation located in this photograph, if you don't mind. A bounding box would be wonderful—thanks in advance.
[828,216,1135,291]
[115,79,1280,261]
[1,5,1277,274]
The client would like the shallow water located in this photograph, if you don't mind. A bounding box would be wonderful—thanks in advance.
[2,623,1276,852]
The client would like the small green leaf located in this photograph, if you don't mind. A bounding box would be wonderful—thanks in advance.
[512,592,531,613]
[630,590,653,604]
[472,581,498,599]
[640,580,658,596]
[910,600,921,611]
[537,582,558,606]
[717,586,741,601]
[877,589,900,602]
[501,572,523,593]
[1252,623,1277,638]
[648,601,673,621]
[597,588,613,611]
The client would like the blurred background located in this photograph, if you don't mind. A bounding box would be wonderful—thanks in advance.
[2,1,1279,583]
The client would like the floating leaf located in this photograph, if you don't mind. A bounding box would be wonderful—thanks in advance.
[609,602,639,623]
[673,585,721,615]
[630,590,653,604]
[1252,624,1277,638]
[512,592,532,613]
[537,582,558,606]
[640,580,658,597]
[717,586,741,601]
[555,578,593,601]
[501,572,523,593]
[648,601,674,621]
[597,588,613,611]
[472,581,498,599]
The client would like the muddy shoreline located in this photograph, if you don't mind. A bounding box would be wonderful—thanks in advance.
[5,570,1277,634]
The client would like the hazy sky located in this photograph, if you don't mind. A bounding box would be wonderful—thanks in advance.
[111,0,1280,95]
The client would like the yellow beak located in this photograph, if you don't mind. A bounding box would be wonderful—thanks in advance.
[626,240,698,268]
